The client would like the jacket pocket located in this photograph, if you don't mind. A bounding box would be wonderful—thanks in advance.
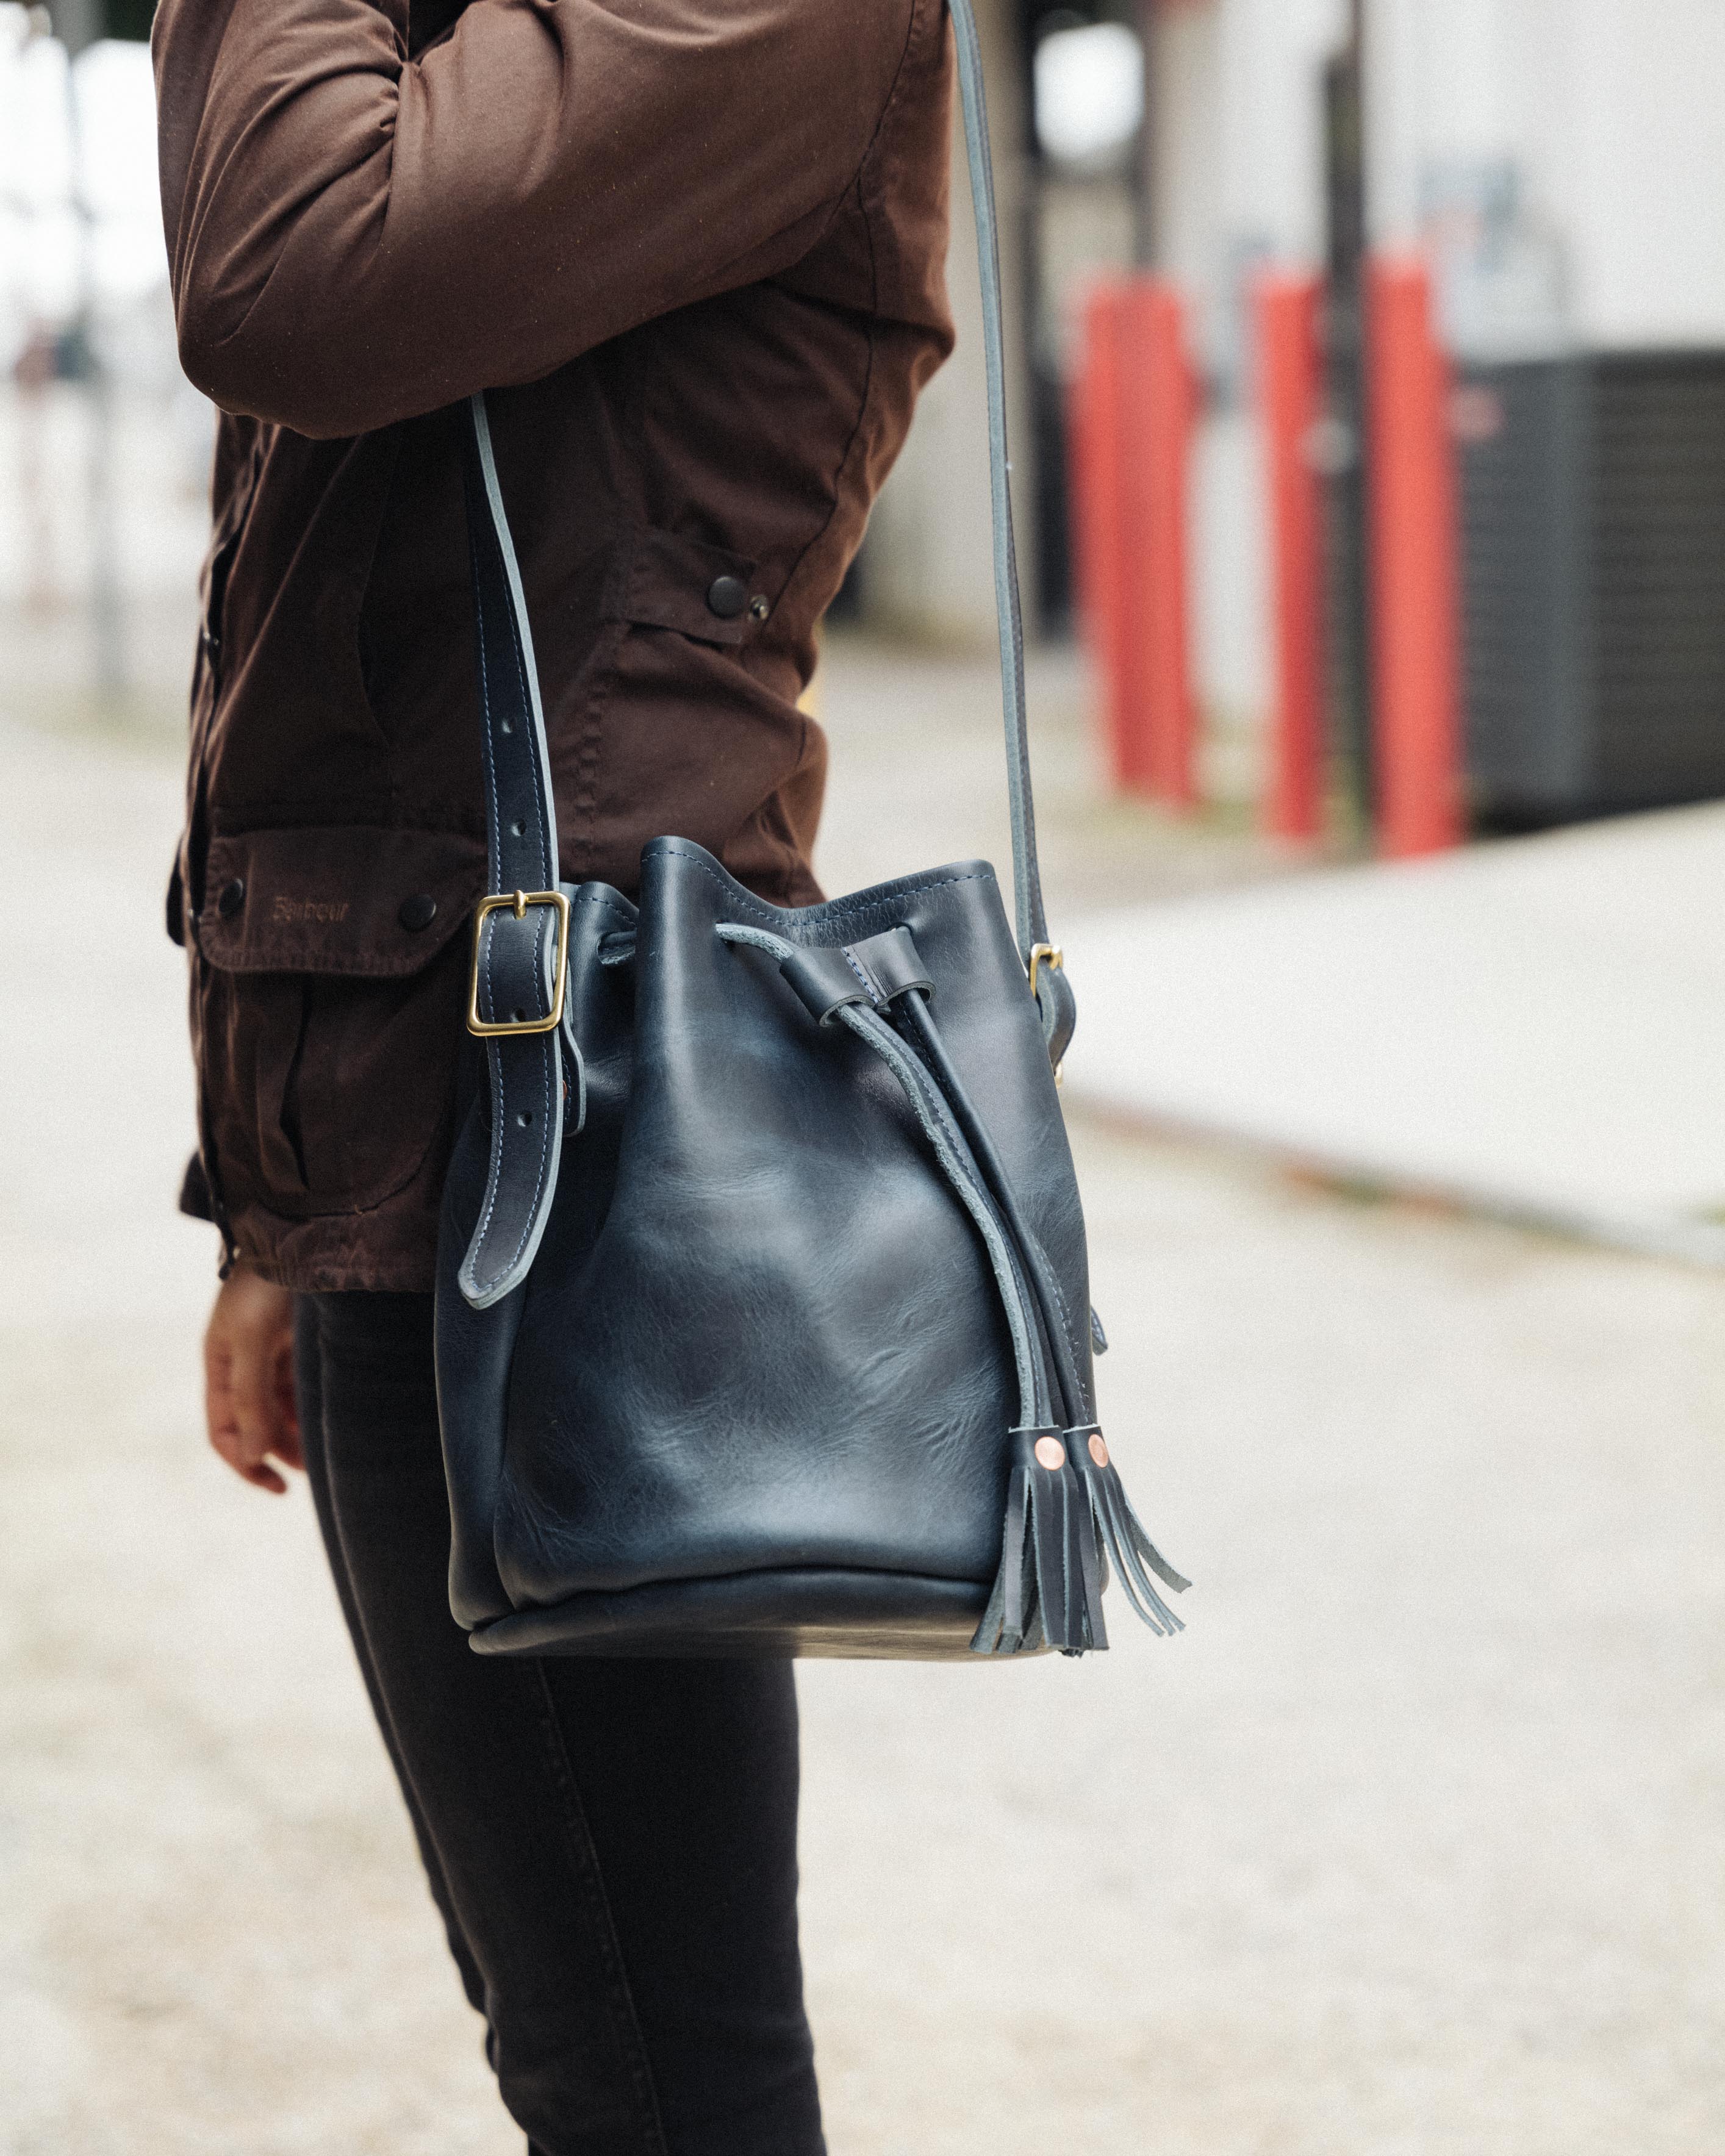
[603,524,767,647]
[195,825,486,1219]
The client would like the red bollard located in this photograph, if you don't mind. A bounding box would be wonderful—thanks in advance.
[1071,284,1140,790]
[1254,272,1326,842]
[1366,257,1463,856]
[1122,281,1199,807]
[1069,278,1197,805]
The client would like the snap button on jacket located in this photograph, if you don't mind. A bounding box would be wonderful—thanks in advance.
[154,0,956,1290]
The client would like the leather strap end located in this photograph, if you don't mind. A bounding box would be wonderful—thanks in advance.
[1034,961,1077,1072]
[457,1028,565,1310]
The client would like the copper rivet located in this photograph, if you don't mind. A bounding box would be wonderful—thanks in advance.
[1088,1433,1110,1468]
[1034,1436,1066,1470]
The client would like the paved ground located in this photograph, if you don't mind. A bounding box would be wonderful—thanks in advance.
[1065,808,1725,1266]
[2,637,1724,2154]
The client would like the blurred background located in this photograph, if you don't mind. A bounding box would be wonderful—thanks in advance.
[2,3,1724,2152]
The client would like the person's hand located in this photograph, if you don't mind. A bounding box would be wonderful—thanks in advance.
[203,1269,303,1494]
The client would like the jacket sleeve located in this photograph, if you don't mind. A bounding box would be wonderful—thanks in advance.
[178,1150,217,1224]
[154,0,923,439]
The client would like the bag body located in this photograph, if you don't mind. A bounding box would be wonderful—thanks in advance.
[433,0,1186,1660]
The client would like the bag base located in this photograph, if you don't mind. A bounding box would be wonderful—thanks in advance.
[465,1565,1030,1661]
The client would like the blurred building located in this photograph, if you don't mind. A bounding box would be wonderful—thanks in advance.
[9,0,1725,819]
[873,0,1725,822]
[1,3,209,714]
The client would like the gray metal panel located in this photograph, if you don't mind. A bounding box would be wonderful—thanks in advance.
[1457,359,1597,822]
[1458,350,1725,823]
[1591,355,1725,809]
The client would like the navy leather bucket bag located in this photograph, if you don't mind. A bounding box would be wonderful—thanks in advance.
[433,0,1186,1660]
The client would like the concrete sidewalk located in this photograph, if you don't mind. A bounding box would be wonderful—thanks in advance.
[1064,803,1725,1266]
[4,645,1725,2155]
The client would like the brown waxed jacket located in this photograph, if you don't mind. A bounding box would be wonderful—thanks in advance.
[155,0,955,1290]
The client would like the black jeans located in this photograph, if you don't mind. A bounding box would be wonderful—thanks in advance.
[294,1291,824,2156]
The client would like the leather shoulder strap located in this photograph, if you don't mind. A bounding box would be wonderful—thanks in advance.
[456,399,571,1309]
[462,0,1049,956]
[948,0,1047,956]
[454,0,1058,1306]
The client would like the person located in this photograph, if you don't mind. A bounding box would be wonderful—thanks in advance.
[152,1,955,2147]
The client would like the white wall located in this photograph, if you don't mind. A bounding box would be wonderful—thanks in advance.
[1213,0,1350,270]
[1152,0,1350,776]
[1155,0,1346,361]
[1158,0,1725,358]
[872,0,1725,661]
[1150,0,1725,779]
[1369,0,1725,349]
[1537,0,1725,346]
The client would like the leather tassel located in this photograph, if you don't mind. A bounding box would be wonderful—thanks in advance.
[1067,1425,1189,1637]
[972,1428,1106,1657]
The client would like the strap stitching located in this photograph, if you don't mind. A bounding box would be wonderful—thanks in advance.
[841,947,882,1003]
[474,1036,507,1278]
[469,912,556,1292]
[498,559,552,890]
[469,925,507,1262]
[568,890,636,922]
[471,496,506,895]
[464,409,561,1297]
[472,393,557,894]
[465,491,518,1288]
[473,1034,554,1293]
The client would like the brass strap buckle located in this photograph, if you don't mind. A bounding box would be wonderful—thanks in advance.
[467,889,572,1038]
